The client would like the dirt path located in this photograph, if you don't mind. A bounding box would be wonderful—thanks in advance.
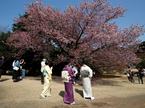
[0,75,145,108]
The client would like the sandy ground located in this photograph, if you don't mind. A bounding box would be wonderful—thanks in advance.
[0,75,145,108]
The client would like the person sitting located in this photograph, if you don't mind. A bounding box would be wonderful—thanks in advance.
[12,58,21,82]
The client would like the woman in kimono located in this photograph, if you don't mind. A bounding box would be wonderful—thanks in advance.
[40,60,52,98]
[62,64,75,105]
[80,64,95,100]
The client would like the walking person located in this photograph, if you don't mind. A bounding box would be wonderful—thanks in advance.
[80,64,95,100]
[40,60,52,98]
[126,70,133,83]
[137,68,144,84]
[127,67,135,83]
[61,64,75,105]
[130,72,134,83]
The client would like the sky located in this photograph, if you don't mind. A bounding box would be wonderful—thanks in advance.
[0,0,145,41]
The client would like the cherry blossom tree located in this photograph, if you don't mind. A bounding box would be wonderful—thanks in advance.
[7,0,145,71]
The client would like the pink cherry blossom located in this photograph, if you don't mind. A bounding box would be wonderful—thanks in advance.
[7,0,145,70]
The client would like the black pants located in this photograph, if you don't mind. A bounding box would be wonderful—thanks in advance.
[128,76,134,83]
[12,69,21,81]
[138,77,143,84]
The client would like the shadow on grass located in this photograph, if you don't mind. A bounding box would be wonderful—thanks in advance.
[75,88,83,97]
[25,75,124,87]
[0,78,10,82]
[59,89,83,98]
[91,74,124,86]
[91,101,111,107]
[92,78,123,86]
[101,74,122,78]
[59,90,64,98]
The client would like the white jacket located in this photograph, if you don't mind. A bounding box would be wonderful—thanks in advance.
[43,65,52,80]
[80,64,93,78]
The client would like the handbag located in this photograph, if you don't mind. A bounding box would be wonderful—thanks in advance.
[61,70,69,82]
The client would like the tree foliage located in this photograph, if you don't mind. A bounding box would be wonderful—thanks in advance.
[7,0,145,70]
[0,32,13,57]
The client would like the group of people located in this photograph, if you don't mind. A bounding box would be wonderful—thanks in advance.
[40,58,95,105]
[62,63,95,105]
[126,67,144,84]
[5,56,145,104]
[12,58,28,82]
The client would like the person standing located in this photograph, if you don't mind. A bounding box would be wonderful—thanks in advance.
[80,64,95,100]
[126,67,133,83]
[61,64,75,105]
[40,60,52,98]
[20,59,27,79]
[71,65,78,84]
[40,58,47,84]
[137,68,144,84]
[0,56,5,79]
[127,66,135,83]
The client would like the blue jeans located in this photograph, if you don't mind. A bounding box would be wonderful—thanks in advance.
[21,69,28,78]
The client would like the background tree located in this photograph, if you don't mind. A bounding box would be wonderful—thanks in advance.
[135,41,145,69]
[7,0,145,73]
[0,31,12,57]
[0,30,18,73]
